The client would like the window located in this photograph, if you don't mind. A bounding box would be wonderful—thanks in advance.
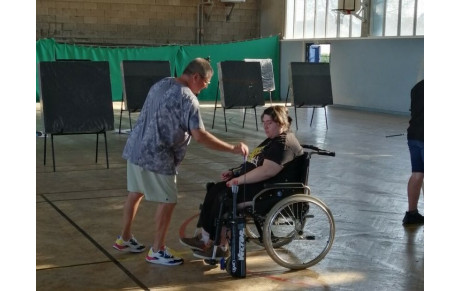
[305,44,331,62]
[285,0,424,39]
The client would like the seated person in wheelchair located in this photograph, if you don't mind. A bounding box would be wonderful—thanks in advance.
[180,105,304,259]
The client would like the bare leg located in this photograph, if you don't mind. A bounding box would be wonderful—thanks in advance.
[220,227,229,248]
[121,192,144,241]
[201,229,210,245]
[199,227,227,248]
[407,172,424,212]
[152,202,176,251]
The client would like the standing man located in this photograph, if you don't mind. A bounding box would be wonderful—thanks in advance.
[113,58,249,265]
[402,79,424,226]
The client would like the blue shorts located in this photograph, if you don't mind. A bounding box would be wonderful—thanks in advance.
[408,139,424,173]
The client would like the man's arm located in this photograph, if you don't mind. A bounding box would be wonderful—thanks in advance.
[190,128,248,156]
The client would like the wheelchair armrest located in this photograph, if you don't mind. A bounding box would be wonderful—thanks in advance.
[263,182,306,189]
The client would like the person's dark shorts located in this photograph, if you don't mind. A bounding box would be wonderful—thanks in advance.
[408,139,424,173]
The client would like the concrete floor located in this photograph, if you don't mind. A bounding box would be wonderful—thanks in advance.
[36,103,424,290]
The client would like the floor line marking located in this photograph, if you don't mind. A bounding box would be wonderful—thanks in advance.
[40,194,150,291]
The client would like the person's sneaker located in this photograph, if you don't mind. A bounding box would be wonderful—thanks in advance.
[113,235,146,253]
[402,210,424,226]
[193,245,230,260]
[145,247,184,266]
[179,234,208,251]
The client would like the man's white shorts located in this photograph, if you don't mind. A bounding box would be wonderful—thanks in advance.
[127,161,177,203]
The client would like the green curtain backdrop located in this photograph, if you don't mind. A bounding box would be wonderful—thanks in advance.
[36,35,279,103]
[36,39,57,102]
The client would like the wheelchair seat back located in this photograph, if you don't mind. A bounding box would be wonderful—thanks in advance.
[251,152,309,215]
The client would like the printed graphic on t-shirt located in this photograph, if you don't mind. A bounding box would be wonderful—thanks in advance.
[247,146,264,167]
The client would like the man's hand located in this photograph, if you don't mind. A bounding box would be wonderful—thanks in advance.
[232,142,249,157]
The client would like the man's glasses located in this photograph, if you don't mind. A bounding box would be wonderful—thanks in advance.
[199,74,211,87]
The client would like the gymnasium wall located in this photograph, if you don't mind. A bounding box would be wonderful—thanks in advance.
[280,38,424,114]
[36,0,260,46]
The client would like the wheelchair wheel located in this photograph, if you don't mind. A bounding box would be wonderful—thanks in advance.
[246,220,264,246]
[245,216,289,248]
[245,219,264,246]
[263,194,335,270]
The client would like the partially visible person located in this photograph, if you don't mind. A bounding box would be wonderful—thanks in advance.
[113,58,249,266]
[180,105,304,259]
[403,79,424,226]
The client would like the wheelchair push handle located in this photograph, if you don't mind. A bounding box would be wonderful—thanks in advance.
[302,144,335,157]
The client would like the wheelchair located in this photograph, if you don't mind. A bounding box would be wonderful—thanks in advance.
[195,144,335,275]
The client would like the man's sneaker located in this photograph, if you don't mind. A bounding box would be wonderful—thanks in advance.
[113,235,146,253]
[402,210,424,226]
[193,245,229,260]
[179,234,208,251]
[145,247,184,266]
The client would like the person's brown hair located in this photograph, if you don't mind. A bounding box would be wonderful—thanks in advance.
[261,105,292,131]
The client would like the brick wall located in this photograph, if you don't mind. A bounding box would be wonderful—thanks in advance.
[36,0,261,46]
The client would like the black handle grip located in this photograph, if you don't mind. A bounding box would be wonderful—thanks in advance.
[318,150,335,157]
[302,144,335,157]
